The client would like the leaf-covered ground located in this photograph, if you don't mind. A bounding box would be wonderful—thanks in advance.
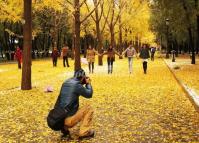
[166,56,199,96]
[0,58,199,143]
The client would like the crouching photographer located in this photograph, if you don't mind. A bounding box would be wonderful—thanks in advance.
[47,69,94,140]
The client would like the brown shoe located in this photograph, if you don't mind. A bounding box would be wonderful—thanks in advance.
[78,130,95,140]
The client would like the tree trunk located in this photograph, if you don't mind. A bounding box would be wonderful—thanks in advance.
[175,39,179,57]
[93,0,103,65]
[21,0,32,90]
[118,14,123,59]
[110,24,115,47]
[96,20,103,65]
[51,12,58,47]
[71,34,75,60]
[3,22,10,60]
[196,15,199,54]
[188,27,195,64]
[118,0,123,58]
[71,21,75,60]
[32,38,36,59]
[84,37,87,58]
[97,24,103,65]
[182,0,195,64]
[57,29,61,50]
[0,45,3,59]
[74,0,81,71]
[43,33,46,51]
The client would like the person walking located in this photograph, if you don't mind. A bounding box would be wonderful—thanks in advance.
[47,69,94,140]
[51,47,59,67]
[62,44,70,67]
[101,45,121,74]
[150,47,156,61]
[122,44,137,74]
[86,45,98,73]
[14,47,22,69]
[139,44,150,74]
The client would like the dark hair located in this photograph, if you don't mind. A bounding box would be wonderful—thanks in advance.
[74,69,86,79]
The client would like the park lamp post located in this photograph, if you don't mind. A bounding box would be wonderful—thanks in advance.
[171,47,176,62]
[166,18,170,59]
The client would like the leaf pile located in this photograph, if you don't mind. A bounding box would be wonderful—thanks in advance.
[166,57,199,96]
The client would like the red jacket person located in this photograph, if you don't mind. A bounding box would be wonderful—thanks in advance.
[14,47,22,69]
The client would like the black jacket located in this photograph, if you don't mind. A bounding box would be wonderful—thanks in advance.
[139,48,150,59]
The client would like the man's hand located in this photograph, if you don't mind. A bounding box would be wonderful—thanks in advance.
[86,77,91,84]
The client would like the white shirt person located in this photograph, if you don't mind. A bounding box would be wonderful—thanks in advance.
[122,45,137,74]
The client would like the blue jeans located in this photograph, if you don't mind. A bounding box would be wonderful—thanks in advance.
[128,57,133,73]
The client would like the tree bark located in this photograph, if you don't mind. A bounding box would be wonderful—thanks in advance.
[3,22,10,60]
[71,23,75,60]
[182,0,195,64]
[21,0,32,90]
[93,0,103,65]
[188,27,195,63]
[74,0,81,70]
[96,17,103,65]
[110,24,115,47]
[97,21,103,65]
[84,37,87,58]
[196,15,199,54]
[118,14,123,58]
[42,32,46,52]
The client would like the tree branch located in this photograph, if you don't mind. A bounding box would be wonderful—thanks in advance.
[80,0,87,7]
[110,1,115,26]
[101,4,111,33]
[80,0,101,24]
[65,0,73,6]
[85,1,96,22]
[113,1,126,26]
[5,29,23,38]
[98,0,104,21]
[195,0,198,9]
[102,2,111,27]
[56,1,74,13]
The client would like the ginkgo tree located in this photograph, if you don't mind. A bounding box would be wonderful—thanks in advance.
[0,0,156,90]
[84,0,155,50]
[84,0,109,65]
[22,0,32,90]
[109,0,155,50]
[0,0,23,23]
[65,0,102,70]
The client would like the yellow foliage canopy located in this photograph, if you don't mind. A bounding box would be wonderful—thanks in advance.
[0,0,23,22]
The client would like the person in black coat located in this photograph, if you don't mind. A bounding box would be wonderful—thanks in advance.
[150,47,156,61]
[139,44,150,74]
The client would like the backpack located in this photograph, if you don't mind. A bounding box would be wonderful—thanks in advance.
[47,106,68,131]
[47,94,68,131]
[127,48,135,57]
